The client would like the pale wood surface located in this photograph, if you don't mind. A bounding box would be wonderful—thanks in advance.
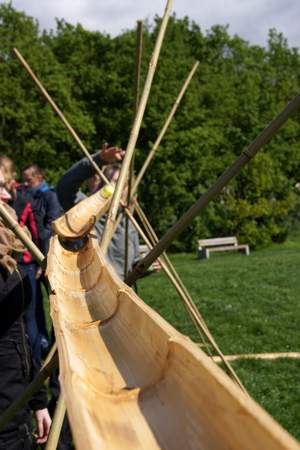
[47,235,299,450]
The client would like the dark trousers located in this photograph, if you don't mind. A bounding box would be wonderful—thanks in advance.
[0,336,33,450]
[0,423,32,450]
[20,263,41,364]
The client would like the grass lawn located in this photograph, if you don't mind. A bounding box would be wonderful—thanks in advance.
[136,235,300,441]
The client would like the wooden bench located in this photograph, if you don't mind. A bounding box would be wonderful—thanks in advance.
[197,236,249,260]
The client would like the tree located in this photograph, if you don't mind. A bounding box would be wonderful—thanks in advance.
[1,6,300,249]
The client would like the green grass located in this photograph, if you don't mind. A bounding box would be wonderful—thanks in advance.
[137,236,300,441]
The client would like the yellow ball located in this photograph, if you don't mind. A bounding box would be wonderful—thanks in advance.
[100,184,114,199]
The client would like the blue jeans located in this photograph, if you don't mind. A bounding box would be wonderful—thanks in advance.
[20,263,41,364]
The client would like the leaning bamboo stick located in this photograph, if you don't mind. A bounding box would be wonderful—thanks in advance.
[126,90,300,285]
[100,0,173,254]
[134,20,144,119]
[125,20,144,279]
[0,349,58,431]
[131,60,199,197]
[134,205,211,340]
[133,204,247,393]
[135,205,224,344]
[13,48,109,187]
[45,395,66,450]
[213,352,300,363]
[0,201,44,265]
[42,343,57,368]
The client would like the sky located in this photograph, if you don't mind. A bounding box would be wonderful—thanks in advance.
[6,0,300,48]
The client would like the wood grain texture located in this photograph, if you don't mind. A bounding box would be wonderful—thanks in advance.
[47,235,300,450]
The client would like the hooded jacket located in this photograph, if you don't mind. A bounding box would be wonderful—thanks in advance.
[14,181,62,257]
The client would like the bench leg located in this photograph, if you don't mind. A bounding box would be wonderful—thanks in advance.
[198,248,209,260]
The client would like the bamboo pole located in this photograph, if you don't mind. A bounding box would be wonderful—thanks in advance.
[135,203,208,327]
[0,348,58,431]
[213,352,300,363]
[134,20,144,118]
[13,48,109,186]
[42,343,57,368]
[132,204,247,393]
[131,60,199,197]
[100,0,173,254]
[125,20,144,279]
[126,90,300,285]
[45,395,66,450]
[0,201,44,266]
[134,205,221,346]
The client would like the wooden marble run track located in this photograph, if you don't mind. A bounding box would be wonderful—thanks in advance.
[46,232,299,450]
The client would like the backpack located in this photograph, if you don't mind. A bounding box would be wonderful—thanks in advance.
[13,186,39,263]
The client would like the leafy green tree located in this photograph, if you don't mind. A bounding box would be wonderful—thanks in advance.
[1,6,300,249]
[0,4,95,181]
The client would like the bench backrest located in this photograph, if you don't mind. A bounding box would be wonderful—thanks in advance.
[198,236,238,248]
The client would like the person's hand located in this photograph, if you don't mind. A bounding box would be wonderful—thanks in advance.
[99,143,125,163]
[152,260,161,272]
[34,408,52,444]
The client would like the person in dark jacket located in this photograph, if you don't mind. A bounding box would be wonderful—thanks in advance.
[20,164,62,361]
[0,202,51,449]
